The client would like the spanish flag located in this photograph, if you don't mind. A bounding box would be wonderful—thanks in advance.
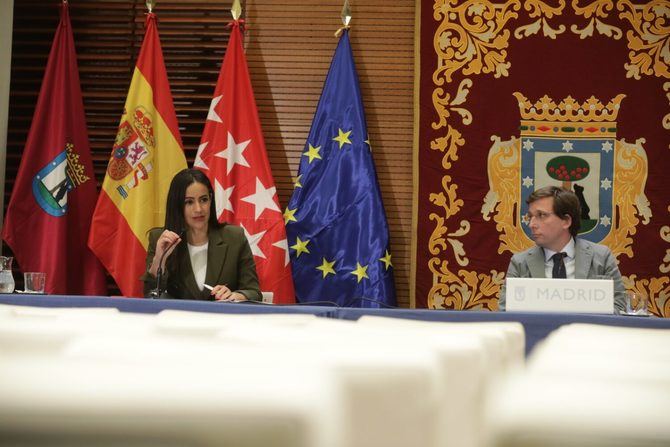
[88,12,187,297]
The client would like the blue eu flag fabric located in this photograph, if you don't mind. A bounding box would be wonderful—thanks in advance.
[285,31,396,308]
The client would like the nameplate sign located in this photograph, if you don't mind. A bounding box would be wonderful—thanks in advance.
[506,278,614,314]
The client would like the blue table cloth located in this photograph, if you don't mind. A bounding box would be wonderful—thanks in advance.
[2,294,668,355]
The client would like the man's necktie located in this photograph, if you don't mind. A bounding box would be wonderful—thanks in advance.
[552,252,567,279]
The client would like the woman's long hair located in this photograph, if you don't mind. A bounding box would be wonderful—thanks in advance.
[163,169,222,278]
[164,168,220,233]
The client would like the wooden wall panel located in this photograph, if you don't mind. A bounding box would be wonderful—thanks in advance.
[245,0,415,307]
[6,0,235,293]
[6,0,415,306]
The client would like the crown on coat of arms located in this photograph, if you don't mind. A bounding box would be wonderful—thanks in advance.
[514,92,626,138]
[132,106,155,147]
[65,142,89,187]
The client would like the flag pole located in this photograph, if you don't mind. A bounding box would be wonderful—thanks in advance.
[231,0,241,21]
[194,0,296,303]
[3,0,108,294]
[342,0,351,25]
[89,0,187,297]
[285,0,396,306]
[336,0,351,36]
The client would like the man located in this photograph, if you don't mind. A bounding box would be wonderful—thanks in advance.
[500,186,626,312]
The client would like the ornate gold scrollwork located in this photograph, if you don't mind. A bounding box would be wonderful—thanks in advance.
[600,138,651,258]
[570,0,623,39]
[624,274,670,318]
[660,217,670,274]
[433,0,521,84]
[426,1,667,315]
[571,1,669,79]
[432,78,473,130]
[618,0,670,79]
[482,136,535,255]
[514,0,567,39]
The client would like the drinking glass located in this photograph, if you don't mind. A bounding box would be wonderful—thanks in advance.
[625,291,648,316]
[0,256,15,293]
[24,272,46,294]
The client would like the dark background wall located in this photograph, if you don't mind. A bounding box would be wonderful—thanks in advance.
[4,0,415,306]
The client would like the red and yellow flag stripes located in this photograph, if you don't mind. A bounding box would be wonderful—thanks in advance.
[89,13,187,297]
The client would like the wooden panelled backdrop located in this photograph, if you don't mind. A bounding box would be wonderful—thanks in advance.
[5,0,415,306]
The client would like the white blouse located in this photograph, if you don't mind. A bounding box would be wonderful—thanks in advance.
[187,242,209,291]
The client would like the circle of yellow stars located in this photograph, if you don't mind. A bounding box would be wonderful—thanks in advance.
[289,237,393,284]
[288,128,392,283]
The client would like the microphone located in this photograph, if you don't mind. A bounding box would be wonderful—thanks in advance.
[149,229,184,299]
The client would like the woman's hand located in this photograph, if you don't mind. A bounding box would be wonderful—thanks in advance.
[149,230,182,276]
[210,284,247,302]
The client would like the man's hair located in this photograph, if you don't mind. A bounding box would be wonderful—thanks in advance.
[526,186,581,237]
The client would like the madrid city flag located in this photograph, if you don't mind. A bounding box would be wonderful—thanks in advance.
[194,20,295,303]
[285,30,396,307]
[88,12,187,297]
[2,2,107,295]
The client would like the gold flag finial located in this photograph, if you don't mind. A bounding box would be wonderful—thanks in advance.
[231,0,242,21]
[146,0,155,13]
[341,0,352,26]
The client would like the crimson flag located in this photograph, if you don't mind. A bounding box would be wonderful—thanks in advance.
[194,21,295,303]
[2,2,107,295]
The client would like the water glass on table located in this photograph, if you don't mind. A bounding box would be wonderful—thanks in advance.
[24,272,46,294]
[0,256,15,293]
[624,290,649,316]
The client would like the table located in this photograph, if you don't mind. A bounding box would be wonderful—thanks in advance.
[2,294,669,355]
[334,308,670,355]
[0,294,338,318]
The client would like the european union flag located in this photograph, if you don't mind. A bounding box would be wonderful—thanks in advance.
[285,30,396,308]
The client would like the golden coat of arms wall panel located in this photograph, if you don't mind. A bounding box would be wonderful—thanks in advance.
[414,0,670,316]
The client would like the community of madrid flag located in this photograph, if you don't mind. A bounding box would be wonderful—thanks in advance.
[285,30,396,307]
[2,2,107,295]
[194,19,296,303]
[88,11,187,297]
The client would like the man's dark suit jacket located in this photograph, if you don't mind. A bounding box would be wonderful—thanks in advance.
[142,224,261,301]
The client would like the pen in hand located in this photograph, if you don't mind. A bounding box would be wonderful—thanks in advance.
[204,283,241,302]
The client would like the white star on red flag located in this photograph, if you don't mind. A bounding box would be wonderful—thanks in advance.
[194,141,209,170]
[194,20,296,304]
[241,177,281,220]
[215,131,251,175]
[272,238,290,267]
[214,178,234,219]
[207,95,223,123]
[241,224,267,259]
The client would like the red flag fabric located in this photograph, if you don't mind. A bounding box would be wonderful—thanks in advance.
[2,2,107,295]
[88,13,187,297]
[194,21,295,303]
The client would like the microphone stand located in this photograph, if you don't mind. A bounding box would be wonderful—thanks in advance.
[149,235,182,299]
[148,265,165,299]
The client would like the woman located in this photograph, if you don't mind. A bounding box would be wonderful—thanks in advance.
[142,169,261,301]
